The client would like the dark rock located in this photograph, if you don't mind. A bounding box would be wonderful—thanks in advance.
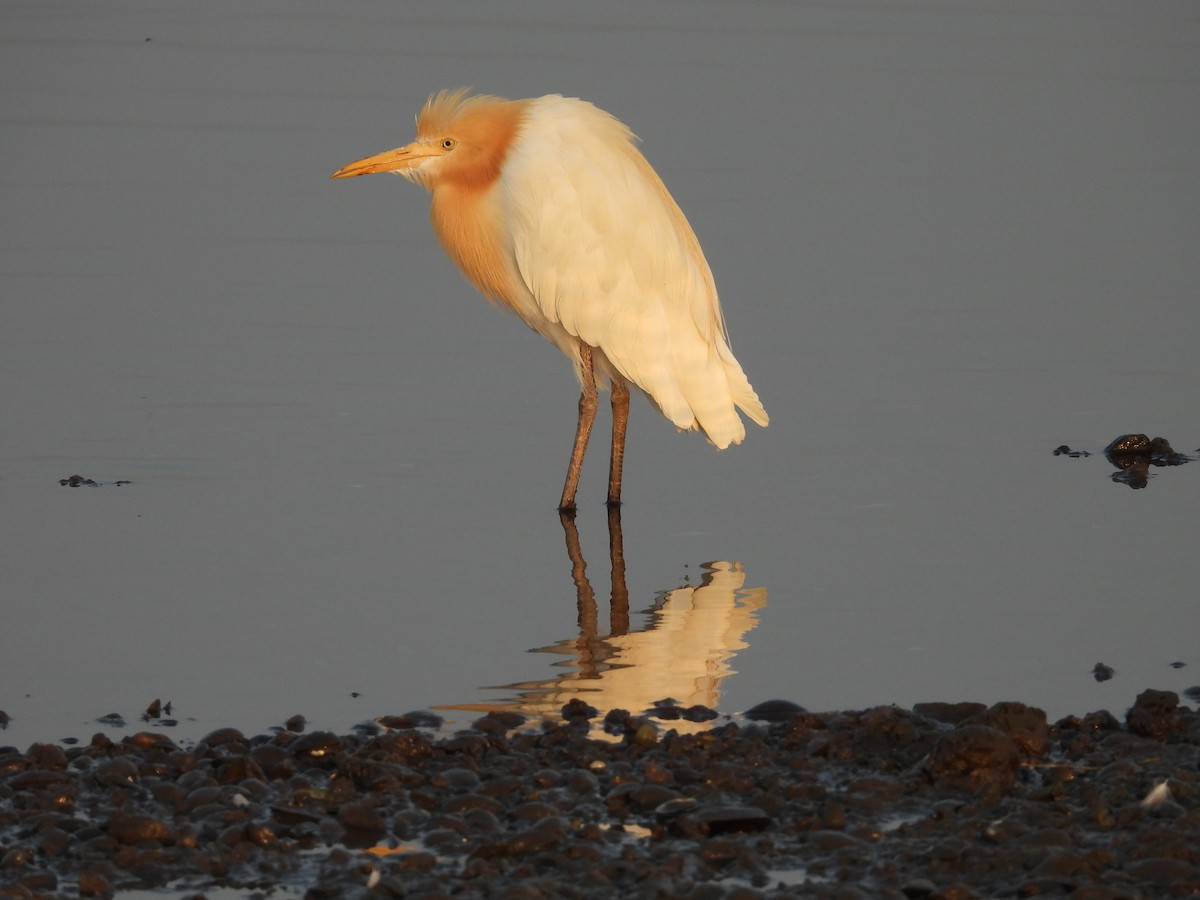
[807,829,862,850]
[967,702,1049,757]
[561,698,598,721]
[926,725,1021,793]
[1104,434,1151,454]
[25,743,69,770]
[1102,434,1190,487]
[123,731,177,752]
[366,731,433,763]
[199,727,245,748]
[93,757,138,786]
[744,699,806,722]
[105,812,175,845]
[60,475,99,487]
[601,708,635,735]
[337,800,385,833]
[1080,710,1122,733]
[902,879,938,897]
[77,869,114,897]
[695,805,772,836]
[1125,689,1181,739]
[378,710,442,730]
[7,769,73,791]
[682,704,719,722]
[1,690,1198,897]
[215,755,263,784]
[1124,857,1198,884]
[249,744,294,780]
[645,701,683,720]
[470,710,526,733]
[289,730,343,760]
[913,702,987,725]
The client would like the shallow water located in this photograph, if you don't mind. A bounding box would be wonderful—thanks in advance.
[2,0,1198,749]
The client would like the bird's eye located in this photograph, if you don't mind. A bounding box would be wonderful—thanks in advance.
[441,138,457,150]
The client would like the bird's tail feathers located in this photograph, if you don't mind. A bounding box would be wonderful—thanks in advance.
[593,342,767,450]
[719,344,769,429]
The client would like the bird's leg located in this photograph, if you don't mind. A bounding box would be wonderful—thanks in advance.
[607,379,630,508]
[559,344,598,513]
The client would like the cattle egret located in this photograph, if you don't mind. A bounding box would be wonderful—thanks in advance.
[331,89,768,511]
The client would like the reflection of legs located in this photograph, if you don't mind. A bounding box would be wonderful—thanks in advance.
[558,505,630,650]
[607,379,630,509]
[559,511,597,644]
[559,344,598,514]
[607,504,629,635]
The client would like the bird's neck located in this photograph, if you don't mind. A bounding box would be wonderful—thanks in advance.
[430,184,520,313]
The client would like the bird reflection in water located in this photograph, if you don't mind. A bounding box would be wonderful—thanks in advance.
[441,508,766,738]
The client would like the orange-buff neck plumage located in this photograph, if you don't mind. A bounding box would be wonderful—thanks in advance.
[332,89,768,511]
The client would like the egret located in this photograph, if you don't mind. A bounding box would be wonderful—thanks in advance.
[331,89,768,511]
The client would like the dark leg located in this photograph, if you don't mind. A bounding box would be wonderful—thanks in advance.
[607,378,630,508]
[559,344,598,513]
[607,504,629,635]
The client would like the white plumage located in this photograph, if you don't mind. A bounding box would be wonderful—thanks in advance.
[502,95,767,447]
[332,89,767,509]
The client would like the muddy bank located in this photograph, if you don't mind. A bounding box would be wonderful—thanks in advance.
[1,690,1198,898]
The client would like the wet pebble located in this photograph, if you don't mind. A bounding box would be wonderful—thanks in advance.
[743,699,807,722]
[912,702,986,725]
[1125,688,1182,739]
[198,727,245,750]
[966,701,1049,756]
[77,869,114,897]
[925,725,1021,794]
[93,757,139,787]
[1124,856,1198,885]
[0,691,1197,898]
[336,800,385,833]
[288,730,343,760]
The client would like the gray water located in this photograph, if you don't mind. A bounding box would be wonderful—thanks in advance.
[3,0,1197,748]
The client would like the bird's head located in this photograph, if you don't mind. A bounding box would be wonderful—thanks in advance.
[331,89,525,192]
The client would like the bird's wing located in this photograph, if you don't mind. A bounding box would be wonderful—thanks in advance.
[503,96,766,448]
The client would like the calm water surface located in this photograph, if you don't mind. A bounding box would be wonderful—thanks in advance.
[2,1,1198,748]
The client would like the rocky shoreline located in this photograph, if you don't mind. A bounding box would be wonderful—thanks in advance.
[1,690,1198,898]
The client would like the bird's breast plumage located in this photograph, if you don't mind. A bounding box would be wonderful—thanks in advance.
[429,184,519,311]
